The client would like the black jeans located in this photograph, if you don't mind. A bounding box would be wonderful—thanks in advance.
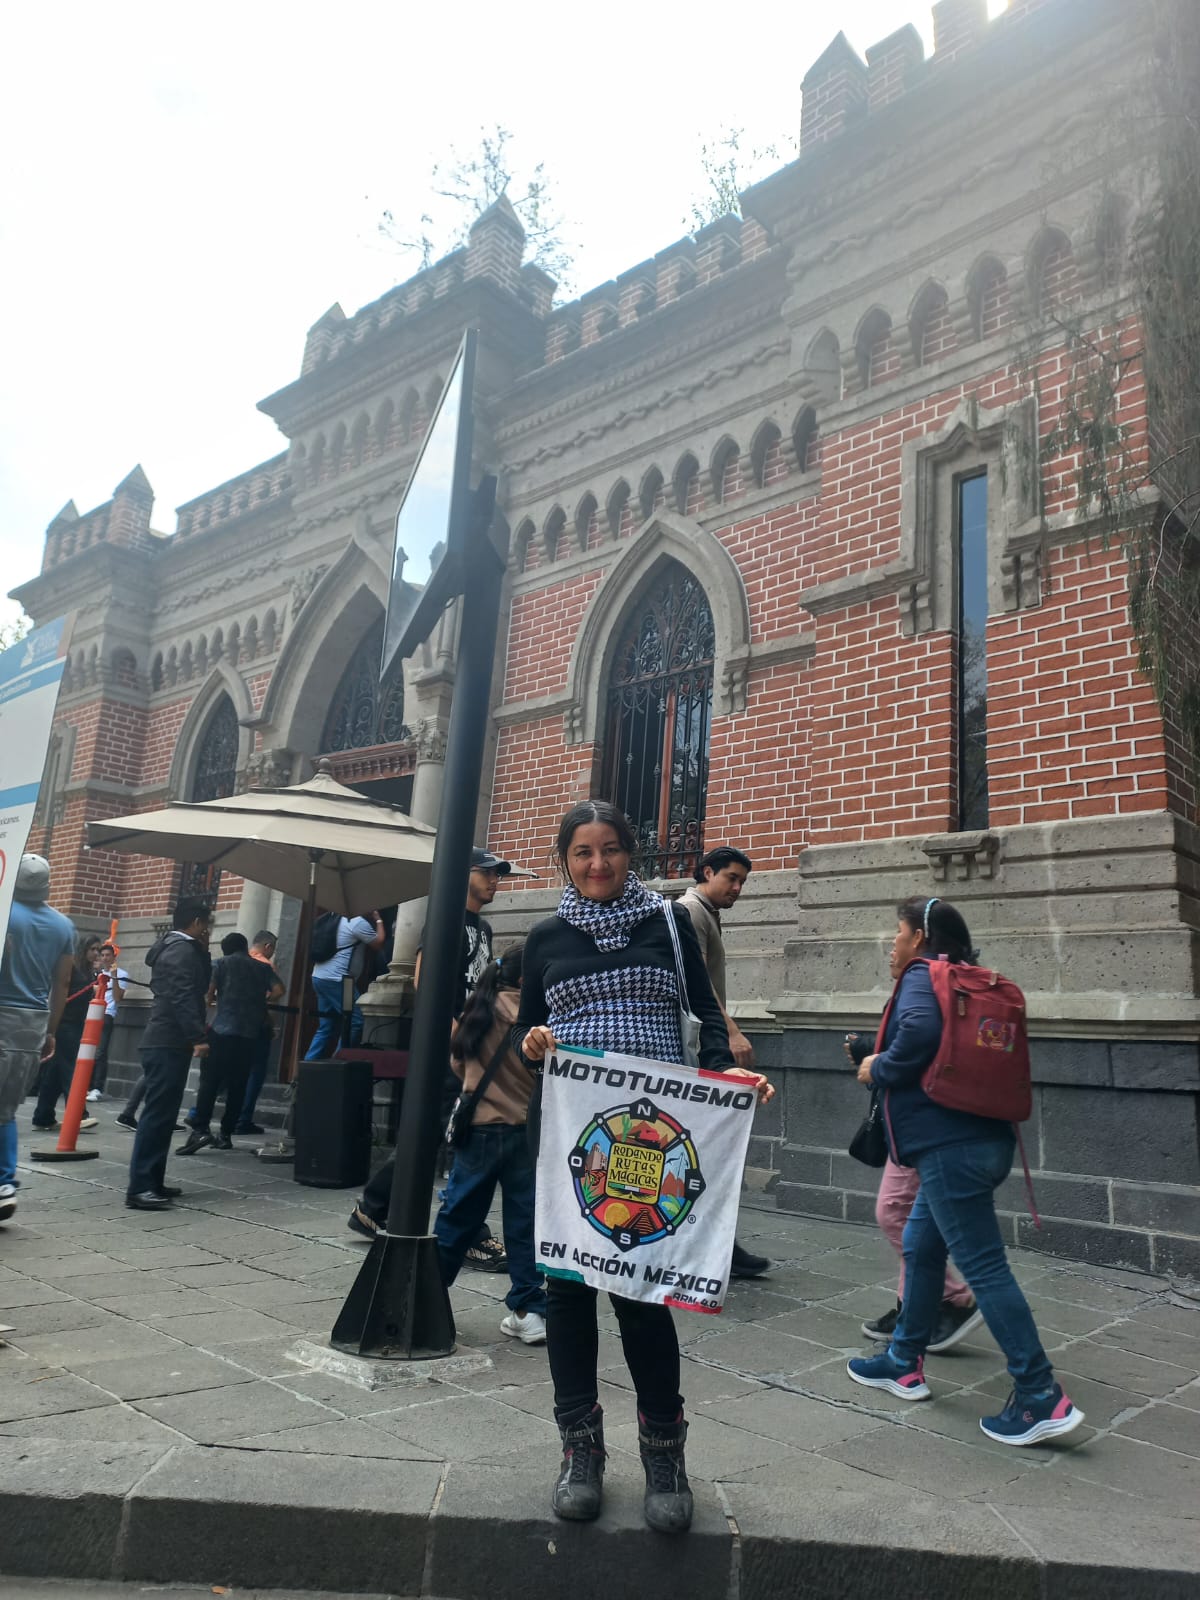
[193,1033,255,1138]
[546,1276,682,1425]
[93,1015,116,1092]
[33,1019,85,1124]
[123,1072,148,1117]
[127,1047,192,1197]
[236,1028,272,1128]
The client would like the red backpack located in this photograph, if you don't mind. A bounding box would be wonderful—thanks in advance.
[878,957,1032,1123]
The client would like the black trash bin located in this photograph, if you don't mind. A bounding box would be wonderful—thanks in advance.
[294,1057,374,1189]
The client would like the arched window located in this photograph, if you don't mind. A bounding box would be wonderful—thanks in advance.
[179,695,240,903]
[321,618,409,753]
[602,563,714,879]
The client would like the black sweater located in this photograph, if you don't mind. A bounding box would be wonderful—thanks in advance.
[512,899,733,1073]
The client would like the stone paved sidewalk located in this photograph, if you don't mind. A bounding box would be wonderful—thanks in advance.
[1,1118,1198,1597]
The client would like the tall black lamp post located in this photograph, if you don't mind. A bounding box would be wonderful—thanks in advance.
[332,329,506,1358]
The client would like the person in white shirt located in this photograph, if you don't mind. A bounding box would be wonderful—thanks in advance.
[305,912,385,1059]
[88,941,127,1100]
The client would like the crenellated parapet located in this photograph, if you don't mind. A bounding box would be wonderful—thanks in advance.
[173,454,293,540]
[799,0,1056,155]
[41,466,157,572]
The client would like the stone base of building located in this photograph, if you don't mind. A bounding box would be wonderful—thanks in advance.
[745,1027,1200,1283]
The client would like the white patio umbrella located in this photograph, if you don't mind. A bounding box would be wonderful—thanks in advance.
[86,761,436,916]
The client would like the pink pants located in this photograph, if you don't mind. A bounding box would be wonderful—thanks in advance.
[876,1157,974,1308]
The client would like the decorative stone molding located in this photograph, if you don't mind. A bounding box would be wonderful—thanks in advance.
[798,396,1041,627]
[413,718,448,764]
[246,747,296,790]
[560,512,752,747]
[920,829,1001,881]
[291,565,328,618]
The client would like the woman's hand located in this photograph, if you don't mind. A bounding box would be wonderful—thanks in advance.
[522,1025,557,1062]
[856,1055,876,1086]
[725,1067,775,1105]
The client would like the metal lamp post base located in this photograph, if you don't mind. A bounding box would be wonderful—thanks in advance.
[331,1232,456,1360]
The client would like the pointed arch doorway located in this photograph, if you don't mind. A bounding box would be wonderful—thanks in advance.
[601,562,714,879]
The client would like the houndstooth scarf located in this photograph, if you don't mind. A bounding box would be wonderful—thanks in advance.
[556,875,659,951]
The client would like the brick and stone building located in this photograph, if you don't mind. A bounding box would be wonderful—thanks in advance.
[13,0,1200,1275]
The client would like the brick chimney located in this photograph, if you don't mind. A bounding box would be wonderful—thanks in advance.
[932,0,988,63]
[464,193,526,292]
[801,32,869,151]
[865,24,925,110]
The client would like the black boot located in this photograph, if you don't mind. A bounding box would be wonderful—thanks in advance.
[730,1240,771,1278]
[552,1404,605,1521]
[638,1412,693,1533]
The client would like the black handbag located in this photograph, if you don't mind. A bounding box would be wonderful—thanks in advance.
[848,1088,888,1168]
[445,1039,509,1149]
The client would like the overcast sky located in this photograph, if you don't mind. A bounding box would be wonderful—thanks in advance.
[0,0,1006,629]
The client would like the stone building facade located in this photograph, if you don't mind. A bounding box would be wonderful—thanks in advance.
[13,0,1200,1276]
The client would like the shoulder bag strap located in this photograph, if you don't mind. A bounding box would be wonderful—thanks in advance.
[466,1036,511,1110]
[660,896,690,1009]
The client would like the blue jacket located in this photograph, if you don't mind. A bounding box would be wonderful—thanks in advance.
[870,960,1015,1165]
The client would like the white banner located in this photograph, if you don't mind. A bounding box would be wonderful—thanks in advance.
[535,1046,756,1315]
[0,616,72,955]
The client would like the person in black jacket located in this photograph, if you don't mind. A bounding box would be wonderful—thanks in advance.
[514,801,773,1534]
[126,897,212,1210]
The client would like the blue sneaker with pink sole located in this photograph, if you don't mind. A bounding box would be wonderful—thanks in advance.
[846,1349,931,1400]
[980,1383,1084,1445]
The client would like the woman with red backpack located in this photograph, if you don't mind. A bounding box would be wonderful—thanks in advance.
[846,896,1085,1447]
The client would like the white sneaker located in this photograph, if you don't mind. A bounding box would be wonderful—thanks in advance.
[79,1116,99,1131]
[0,1185,16,1223]
[500,1311,547,1345]
[86,1089,102,1102]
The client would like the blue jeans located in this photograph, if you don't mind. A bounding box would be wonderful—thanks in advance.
[305,977,362,1060]
[0,1119,16,1186]
[891,1137,1054,1399]
[434,1124,546,1316]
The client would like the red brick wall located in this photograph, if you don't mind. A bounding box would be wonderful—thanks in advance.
[490,314,1176,868]
[504,572,603,702]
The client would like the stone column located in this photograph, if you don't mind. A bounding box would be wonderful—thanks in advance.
[360,601,458,1025]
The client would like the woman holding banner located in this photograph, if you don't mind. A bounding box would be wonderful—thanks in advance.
[515,800,773,1534]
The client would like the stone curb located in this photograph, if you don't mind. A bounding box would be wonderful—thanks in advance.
[1,1441,1198,1599]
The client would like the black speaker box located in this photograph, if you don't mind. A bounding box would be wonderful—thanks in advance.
[294,1058,374,1188]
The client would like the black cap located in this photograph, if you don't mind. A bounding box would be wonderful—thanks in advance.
[471,847,511,876]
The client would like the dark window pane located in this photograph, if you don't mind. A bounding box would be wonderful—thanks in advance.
[602,564,714,878]
[180,696,240,903]
[958,473,989,831]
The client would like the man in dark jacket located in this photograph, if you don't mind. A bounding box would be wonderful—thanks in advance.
[126,897,212,1210]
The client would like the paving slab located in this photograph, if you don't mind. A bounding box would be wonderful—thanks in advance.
[0,1120,1195,1599]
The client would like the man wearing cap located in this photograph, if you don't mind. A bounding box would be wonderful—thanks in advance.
[0,855,75,1223]
[349,847,511,1270]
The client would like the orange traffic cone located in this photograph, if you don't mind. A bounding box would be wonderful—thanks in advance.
[31,972,107,1164]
